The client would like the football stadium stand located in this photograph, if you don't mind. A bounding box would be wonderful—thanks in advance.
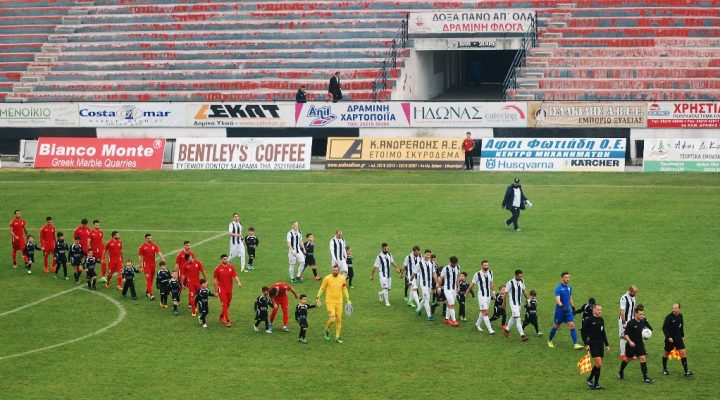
[0,0,718,102]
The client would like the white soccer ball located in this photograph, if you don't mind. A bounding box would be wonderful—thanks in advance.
[642,328,652,339]
[524,200,533,208]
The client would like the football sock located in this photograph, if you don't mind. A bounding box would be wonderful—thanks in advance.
[594,367,601,385]
[442,304,447,316]
[589,366,597,382]
[619,361,628,373]
[640,362,648,379]
[288,265,294,280]
[335,317,342,338]
[312,268,318,277]
[297,264,306,278]
[548,327,557,340]
[516,319,525,335]
[662,357,668,370]
[172,304,177,312]
[383,289,389,303]
[505,318,514,331]
[411,290,419,306]
[87,280,91,289]
[450,308,456,321]
[570,328,578,344]
[484,316,493,331]
[681,357,688,373]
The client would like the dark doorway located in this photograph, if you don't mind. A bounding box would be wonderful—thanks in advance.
[434,50,517,101]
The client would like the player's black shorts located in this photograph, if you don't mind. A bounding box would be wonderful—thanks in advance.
[625,341,647,358]
[298,319,308,328]
[435,290,447,302]
[305,255,316,265]
[86,270,97,278]
[158,284,169,294]
[171,291,180,302]
[26,255,35,263]
[664,337,685,352]
[255,310,268,320]
[589,342,605,358]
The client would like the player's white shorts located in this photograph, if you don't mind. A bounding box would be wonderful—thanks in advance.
[288,251,305,265]
[380,276,392,290]
[411,279,418,290]
[445,289,457,306]
[477,296,491,311]
[420,286,431,300]
[334,259,348,274]
[510,304,522,318]
[229,243,245,259]
[619,321,628,338]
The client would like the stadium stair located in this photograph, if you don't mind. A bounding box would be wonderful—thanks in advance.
[510,1,720,101]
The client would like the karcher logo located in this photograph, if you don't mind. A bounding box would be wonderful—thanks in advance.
[327,139,363,159]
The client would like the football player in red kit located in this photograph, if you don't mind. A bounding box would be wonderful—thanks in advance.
[213,254,242,327]
[9,209,28,269]
[39,216,56,273]
[183,253,207,316]
[138,233,164,300]
[269,281,299,332]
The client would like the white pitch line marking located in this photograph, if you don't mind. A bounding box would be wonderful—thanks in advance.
[0,231,226,361]
[164,231,227,257]
[0,288,126,361]
[0,180,718,189]
[57,229,223,234]
[0,287,82,318]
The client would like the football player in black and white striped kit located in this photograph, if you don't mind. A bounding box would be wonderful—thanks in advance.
[286,221,305,283]
[402,246,421,307]
[619,285,638,359]
[329,230,348,276]
[370,243,399,307]
[414,250,436,321]
[503,269,529,341]
[228,213,246,272]
[466,260,496,334]
[438,256,461,327]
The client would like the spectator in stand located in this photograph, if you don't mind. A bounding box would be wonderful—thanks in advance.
[328,72,342,103]
[295,85,307,103]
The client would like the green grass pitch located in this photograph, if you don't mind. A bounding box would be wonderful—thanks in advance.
[0,170,718,399]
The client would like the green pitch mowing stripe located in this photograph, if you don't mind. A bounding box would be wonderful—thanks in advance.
[0,170,717,399]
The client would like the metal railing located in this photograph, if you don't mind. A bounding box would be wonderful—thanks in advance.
[372,14,409,102]
[502,13,538,100]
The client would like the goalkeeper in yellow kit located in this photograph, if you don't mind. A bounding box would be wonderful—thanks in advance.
[316,264,351,343]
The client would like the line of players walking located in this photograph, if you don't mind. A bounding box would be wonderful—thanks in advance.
[368,242,694,390]
[9,210,694,386]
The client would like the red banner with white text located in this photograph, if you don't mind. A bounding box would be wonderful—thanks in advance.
[34,137,166,169]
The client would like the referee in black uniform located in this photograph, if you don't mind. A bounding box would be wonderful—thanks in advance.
[581,304,610,390]
[618,305,655,383]
[662,303,693,377]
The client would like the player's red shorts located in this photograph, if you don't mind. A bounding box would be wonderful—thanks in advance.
[12,237,25,251]
[108,258,122,273]
[187,281,201,295]
[92,248,104,260]
[42,242,55,253]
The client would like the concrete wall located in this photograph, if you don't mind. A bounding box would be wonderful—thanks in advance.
[394,49,446,100]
